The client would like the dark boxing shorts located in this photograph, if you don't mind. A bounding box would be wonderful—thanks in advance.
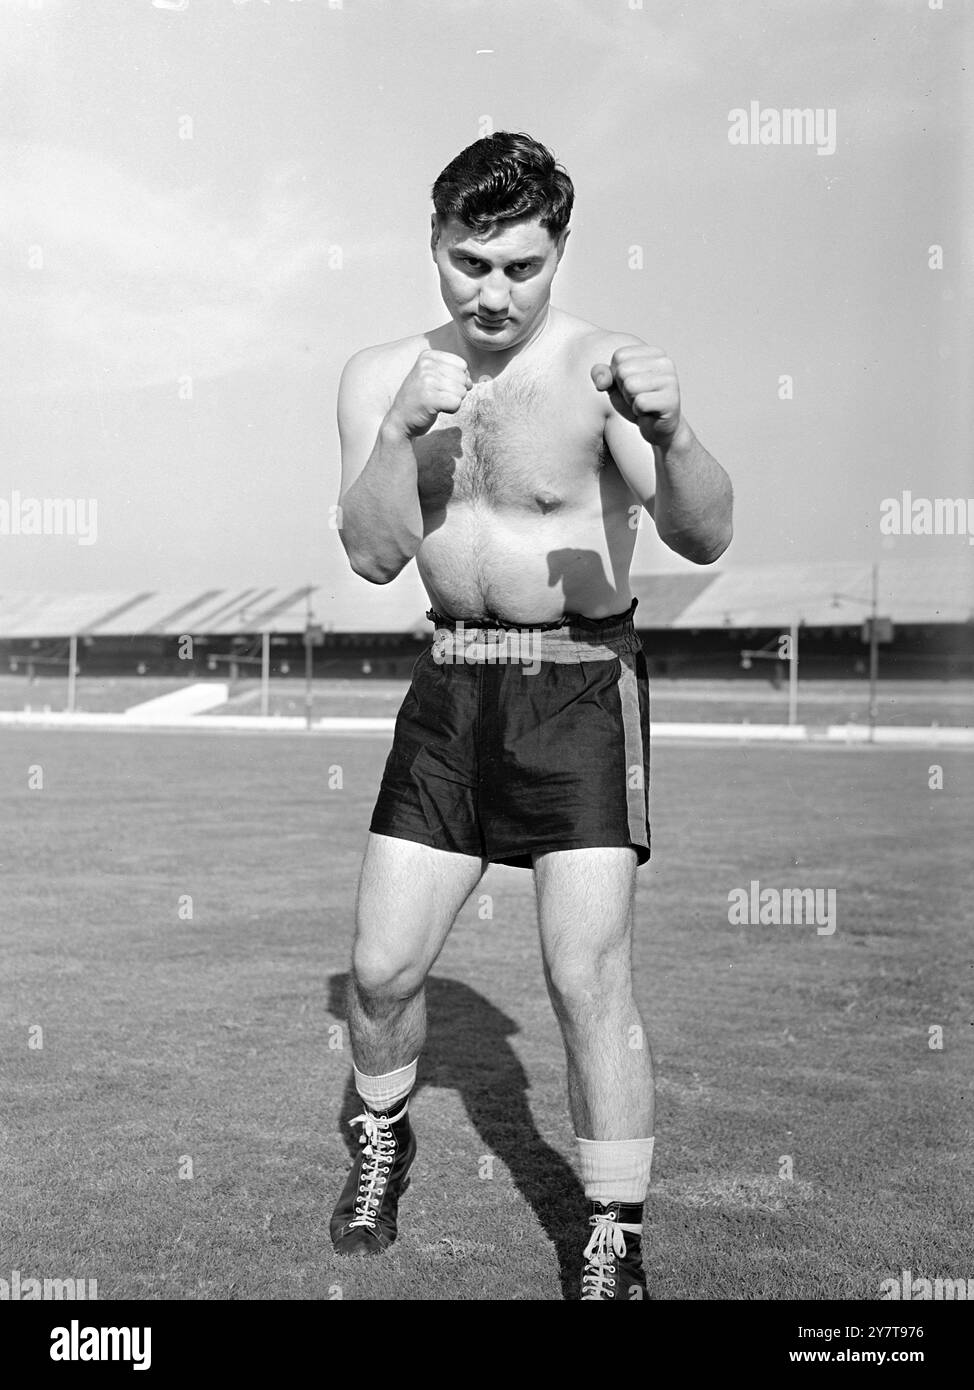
[369,598,651,868]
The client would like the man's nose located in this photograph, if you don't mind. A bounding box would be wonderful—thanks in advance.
[478,273,509,315]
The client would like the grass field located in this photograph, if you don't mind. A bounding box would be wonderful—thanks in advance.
[1,729,972,1301]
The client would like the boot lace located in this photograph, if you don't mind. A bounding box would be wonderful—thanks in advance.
[581,1212,642,1300]
[347,1111,397,1231]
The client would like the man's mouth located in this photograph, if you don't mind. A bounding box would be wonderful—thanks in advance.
[474,315,508,329]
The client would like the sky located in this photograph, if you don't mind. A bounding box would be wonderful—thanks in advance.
[0,0,970,628]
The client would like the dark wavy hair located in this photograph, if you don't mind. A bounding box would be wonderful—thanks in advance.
[431,132,574,239]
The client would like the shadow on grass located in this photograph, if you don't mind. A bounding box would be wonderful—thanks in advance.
[328,972,586,1299]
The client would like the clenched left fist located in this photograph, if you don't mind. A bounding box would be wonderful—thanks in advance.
[591,344,682,447]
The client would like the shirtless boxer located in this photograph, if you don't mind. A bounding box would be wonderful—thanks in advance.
[330,132,733,1300]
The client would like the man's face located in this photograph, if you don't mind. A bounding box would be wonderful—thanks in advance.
[431,214,568,351]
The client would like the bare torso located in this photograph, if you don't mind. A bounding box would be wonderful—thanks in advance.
[377,309,640,622]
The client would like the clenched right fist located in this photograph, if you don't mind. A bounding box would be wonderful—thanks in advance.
[388,350,473,438]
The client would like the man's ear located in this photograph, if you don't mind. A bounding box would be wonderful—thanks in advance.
[555,226,571,264]
[430,215,440,259]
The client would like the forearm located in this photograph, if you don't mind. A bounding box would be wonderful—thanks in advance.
[339,417,424,583]
[653,420,733,564]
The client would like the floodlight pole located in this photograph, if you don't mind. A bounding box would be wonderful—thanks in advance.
[868,562,879,742]
[788,621,799,727]
[67,634,78,713]
[305,586,313,731]
[260,629,270,717]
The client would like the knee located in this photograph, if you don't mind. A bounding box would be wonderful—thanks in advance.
[351,942,426,1003]
[546,947,630,1019]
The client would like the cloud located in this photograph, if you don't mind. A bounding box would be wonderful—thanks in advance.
[0,144,338,394]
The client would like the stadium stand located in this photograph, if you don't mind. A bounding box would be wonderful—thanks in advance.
[0,557,971,682]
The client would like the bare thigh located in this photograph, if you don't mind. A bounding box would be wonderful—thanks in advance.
[352,832,487,994]
[533,846,637,994]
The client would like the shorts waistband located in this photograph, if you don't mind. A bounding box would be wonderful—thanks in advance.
[425,598,641,664]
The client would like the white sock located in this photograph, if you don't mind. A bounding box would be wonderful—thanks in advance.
[353,1057,418,1114]
[576,1136,655,1206]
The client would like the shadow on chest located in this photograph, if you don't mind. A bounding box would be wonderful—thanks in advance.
[415,377,603,512]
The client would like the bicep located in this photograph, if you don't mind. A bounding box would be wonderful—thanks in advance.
[336,351,391,501]
[603,408,658,517]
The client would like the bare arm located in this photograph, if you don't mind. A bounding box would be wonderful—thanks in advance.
[336,350,423,584]
[648,418,733,564]
[336,346,471,584]
[595,338,733,565]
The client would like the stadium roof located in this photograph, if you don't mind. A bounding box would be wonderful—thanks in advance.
[631,556,974,629]
[0,586,319,640]
[0,557,970,639]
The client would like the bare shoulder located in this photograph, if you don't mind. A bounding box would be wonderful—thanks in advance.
[339,333,427,401]
[570,314,648,359]
[550,311,644,372]
[549,313,648,421]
